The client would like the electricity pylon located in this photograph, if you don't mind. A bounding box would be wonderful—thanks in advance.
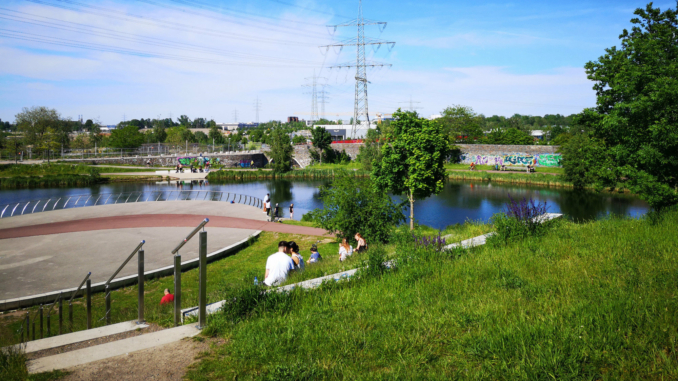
[253,96,261,124]
[318,86,330,120]
[399,96,423,112]
[303,70,327,123]
[321,0,395,138]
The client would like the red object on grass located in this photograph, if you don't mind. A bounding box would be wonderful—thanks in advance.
[160,293,174,305]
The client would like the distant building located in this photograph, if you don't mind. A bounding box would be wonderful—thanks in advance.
[287,116,299,123]
[531,130,546,140]
[99,125,117,132]
[216,122,259,131]
[429,114,442,120]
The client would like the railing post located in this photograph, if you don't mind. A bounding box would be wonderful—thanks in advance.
[86,279,92,329]
[138,249,145,324]
[105,286,111,325]
[25,312,29,342]
[58,298,63,335]
[198,231,207,329]
[47,313,51,337]
[39,306,43,339]
[68,303,73,332]
[173,254,181,326]
[32,322,35,341]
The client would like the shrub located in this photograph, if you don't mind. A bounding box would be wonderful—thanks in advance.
[490,194,555,243]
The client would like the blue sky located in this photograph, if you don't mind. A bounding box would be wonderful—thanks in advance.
[0,0,674,124]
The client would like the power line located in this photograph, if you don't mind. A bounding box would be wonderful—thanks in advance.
[399,96,423,112]
[0,9,326,65]
[322,0,395,138]
[0,28,321,68]
[22,0,327,47]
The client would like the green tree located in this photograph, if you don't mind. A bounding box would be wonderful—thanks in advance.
[15,106,61,149]
[292,135,306,144]
[373,110,450,230]
[208,123,224,144]
[311,126,332,164]
[440,105,484,143]
[572,2,678,210]
[308,173,404,243]
[559,134,612,189]
[84,119,94,131]
[6,136,23,164]
[108,125,145,148]
[37,128,61,163]
[270,127,293,173]
[356,128,382,171]
[89,124,102,149]
[153,120,167,143]
[165,126,195,145]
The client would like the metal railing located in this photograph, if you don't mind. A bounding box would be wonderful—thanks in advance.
[0,191,263,219]
[102,241,145,326]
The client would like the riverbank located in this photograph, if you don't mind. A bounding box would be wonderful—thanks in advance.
[187,208,678,379]
[207,168,370,181]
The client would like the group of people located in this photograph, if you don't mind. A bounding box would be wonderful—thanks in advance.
[264,240,323,286]
[263,193,294,221]
[338,233,367,261]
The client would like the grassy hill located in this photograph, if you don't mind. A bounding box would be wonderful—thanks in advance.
[188,209,678,380]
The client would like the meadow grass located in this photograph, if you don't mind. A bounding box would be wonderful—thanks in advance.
[305,162,363,170]
[447,169,573,188]
[207,168,370,181]
[185,209,678,380]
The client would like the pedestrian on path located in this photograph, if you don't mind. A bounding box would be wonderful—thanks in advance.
[266,200,272,216]
[264,193,270,213]
[289,203,294,220]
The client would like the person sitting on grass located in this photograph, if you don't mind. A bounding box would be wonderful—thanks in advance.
[339,238,353,262]
[355,233,367,253]
[264,241,295,287]
[288,241,305,271]
[470,162,476,171]
[308,244,322,264]
[160,289,174,305]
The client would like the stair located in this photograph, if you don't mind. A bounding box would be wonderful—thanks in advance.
[24,320,148,354]
[27,324,201,374]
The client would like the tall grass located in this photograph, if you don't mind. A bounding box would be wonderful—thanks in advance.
[0,164,103,189]
[186,208,678,380]
[448,169,574,188]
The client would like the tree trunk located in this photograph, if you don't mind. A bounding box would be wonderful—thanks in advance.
[409,189,415,230]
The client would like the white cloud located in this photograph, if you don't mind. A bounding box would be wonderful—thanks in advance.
[0,1,596,123]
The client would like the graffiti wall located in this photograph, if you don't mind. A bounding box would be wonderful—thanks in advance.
[177,156,220,166]
[457,144,561,167]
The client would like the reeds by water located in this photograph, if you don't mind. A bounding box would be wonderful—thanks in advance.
[207,168,370,181]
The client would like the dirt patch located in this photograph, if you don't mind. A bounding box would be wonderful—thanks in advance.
[27,323,165,360]
[59,336,217,381]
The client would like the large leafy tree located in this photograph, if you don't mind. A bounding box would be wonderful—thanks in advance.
[311,126,332,164]
[440,105,484,143]
[15,106,61,149]
[309,173,404,243]
[571,2,678,210]
[270,127,293,173]
[108,125,145,148]
[373,109,450,230]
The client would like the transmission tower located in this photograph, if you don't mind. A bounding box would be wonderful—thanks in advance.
[303,70,327,123]
[254,96,261,124]
[318,85,330,120]
[399,96,422,112]
[322,0,395,138]
[233,109,238,123]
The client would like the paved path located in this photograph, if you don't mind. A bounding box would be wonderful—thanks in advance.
[0,202,330,302]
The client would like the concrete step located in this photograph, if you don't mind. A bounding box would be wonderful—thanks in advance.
[23,320,148,354]
[27,324,201,374]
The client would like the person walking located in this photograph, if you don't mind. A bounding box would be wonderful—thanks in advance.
[289,203,294,220]
[263,193,270,213]
[266,199,272,217]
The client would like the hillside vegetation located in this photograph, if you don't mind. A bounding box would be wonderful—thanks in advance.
[188,209,678,380]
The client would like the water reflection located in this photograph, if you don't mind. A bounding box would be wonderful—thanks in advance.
[0,179,649,230]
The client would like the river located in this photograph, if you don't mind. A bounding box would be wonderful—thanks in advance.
[0,179,649,230]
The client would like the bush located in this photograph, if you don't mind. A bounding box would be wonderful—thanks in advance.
[490,195,556,243]
[308,171,405,243]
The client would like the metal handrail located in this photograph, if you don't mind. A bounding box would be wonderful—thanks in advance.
[172,218,209,254]
[68,272,91,303]
[0,191,264,219]
[105,241,145,286]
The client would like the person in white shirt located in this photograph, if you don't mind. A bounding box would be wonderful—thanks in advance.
[264,241,295,286]
[263,193,270,213]
[338,238,353,262]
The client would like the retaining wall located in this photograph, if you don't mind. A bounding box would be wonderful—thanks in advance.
[61,153,270,168]
[457,144,561,167]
